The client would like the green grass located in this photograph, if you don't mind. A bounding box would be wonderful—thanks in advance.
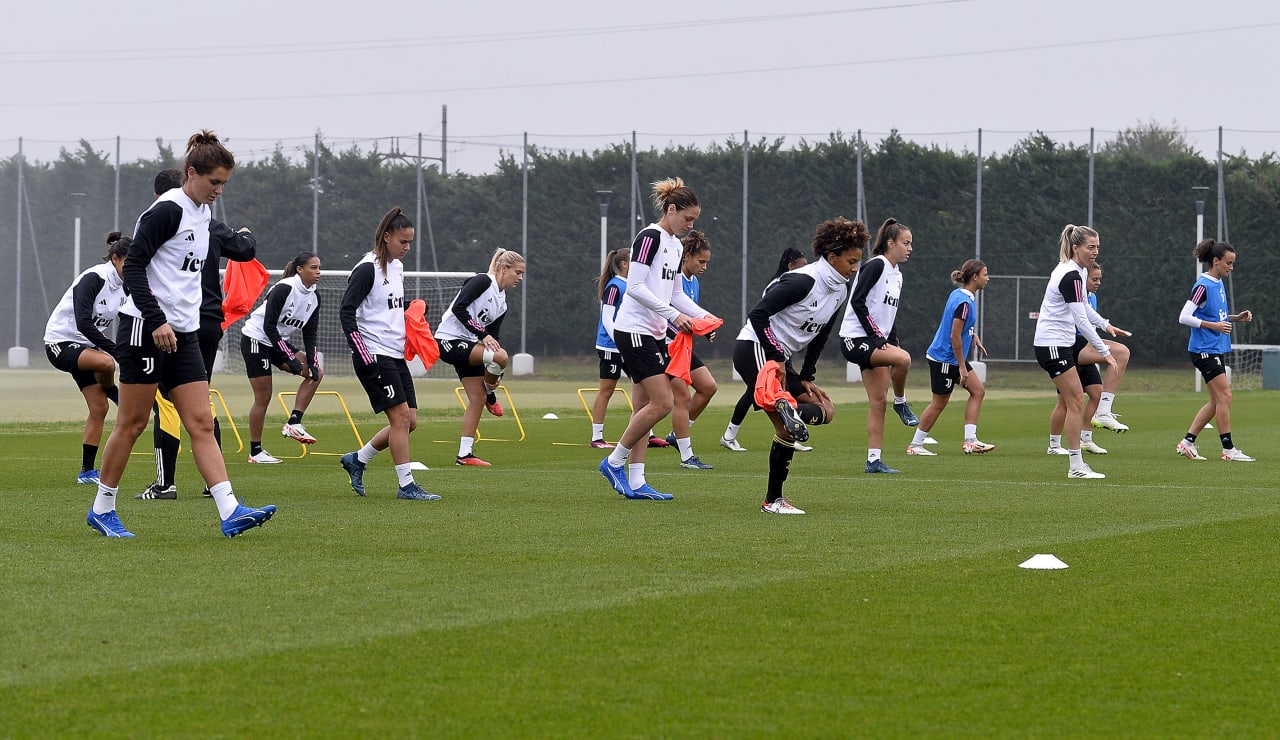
[2,374,1279,736]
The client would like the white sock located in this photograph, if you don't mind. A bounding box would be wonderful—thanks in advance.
[93,483,118,515]
[724,423,740,441]
[357,442,379,465]
[1049,434,1062,448]
[607,443,631,468]
[868,448,881,462]
[459,436,475,458]
[964,424,977,440]
[1098,393,1116,416]
[394,463,414,487]
[210,481,239,519]
[628,462,646,489]
[1081,430,1093,442]
[1067,449,1084,468]
[591,423,605,440]
[911,430,928,447]
[676,437,693,460]
[893,396,907,406]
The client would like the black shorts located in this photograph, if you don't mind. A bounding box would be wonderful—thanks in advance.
[116,315,209,388]
[1035,344,1077,380]
[732,340,806,411]
[1190,352,1228,383]
[353,354,418,413]
[45,342,100,390]
[241,335,301,379]
[597,349,627,381]
[1071,335,1103,387]
[927,358,972,396]
[437,338,485,379]
[840,335,885,370]
[614,331,670,383]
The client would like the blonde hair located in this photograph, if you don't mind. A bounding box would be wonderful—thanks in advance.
[489,248,525,275]
[1058,224,1099,263]
[650,177,699,216]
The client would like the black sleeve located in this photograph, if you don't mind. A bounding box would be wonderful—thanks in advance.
[486,313,505,342]
[847,258,886,338]
[71,273,115,354]
[125,201,183,332]
[340,263,375,364]
[449,275,495,339]
[628,228,666,267]
[260,284,291,348]
[302,293,320,363]
[1056,271,1084,304]
[747,272,814,363]
[209,219,257,262]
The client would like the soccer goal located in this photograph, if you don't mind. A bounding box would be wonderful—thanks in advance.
[1219,344,1280,391]
[215,269,475,379]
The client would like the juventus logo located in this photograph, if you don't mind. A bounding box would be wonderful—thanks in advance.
[143,357,156,375]
[383,385,395,398]
[261,359,270,371]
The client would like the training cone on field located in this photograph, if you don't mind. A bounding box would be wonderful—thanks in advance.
[1018,553,1069,570]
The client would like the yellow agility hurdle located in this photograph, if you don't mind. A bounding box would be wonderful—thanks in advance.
[453,385,525,442]
[275,390,366,458]
[209,388,244,454]
[575,386,633,420]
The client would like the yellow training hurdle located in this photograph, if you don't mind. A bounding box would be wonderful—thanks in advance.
[275,390,365,458]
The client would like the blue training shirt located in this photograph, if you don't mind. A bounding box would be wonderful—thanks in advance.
[1187,274,1231,355]
[925,288,976,364]
[595,276,627,351]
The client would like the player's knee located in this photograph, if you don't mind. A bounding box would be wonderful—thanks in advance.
[86,394,110,417]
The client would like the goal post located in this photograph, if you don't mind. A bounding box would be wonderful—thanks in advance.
[1218,344,1280,391]
[214,269,475,380]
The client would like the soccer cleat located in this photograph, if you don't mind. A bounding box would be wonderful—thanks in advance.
[626,483,674,501]
[647,435,670,448]
[134,483,177,500]
[761,498,806,514]
[599,457,633,497]
[340,452,367,496]
[589,439,615,449]
[719,436,747,452]
[1175,439,1205,461]
[1080,439,1109,454]
[1047,446,1070,456]
[664,431,678,447]
[962,439,996,455]
[397,482,442,500]
[221,503,277,537]
[485,393,504,417]
[201,487,212,498]
[87,509,135,538]
[77,469,101,485]
[281,423,317,444]
[794,442,814,452]
[775,399,810,442]
[455,454,492,467]
[1068,465,1105,479]
[906,445,937,456]
[893,401,920,427]
[865,459,900,474]
[1221,448,1256,462]
[248,450,282,464]
[923,436,938,445]
[680,455,714,470]
[1092,413,1129,433]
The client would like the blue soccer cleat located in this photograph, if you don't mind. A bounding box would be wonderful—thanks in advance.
[599,457,633,497]
[87,508,135,538]
[679,455,714,470]
[340,452,367,496]
[77,469,101,485]
[865,459,901,474]
[893,401,920,427]
[774,400,810,442]
[221,503,277,538]
[397,482,442,501]
[627,483,674,501]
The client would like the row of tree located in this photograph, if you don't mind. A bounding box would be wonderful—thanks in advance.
[2,127,1277,366]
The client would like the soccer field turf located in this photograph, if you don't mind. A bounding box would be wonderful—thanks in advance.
[2,373,1278,736]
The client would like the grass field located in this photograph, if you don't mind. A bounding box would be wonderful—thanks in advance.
[2,365,1279,736]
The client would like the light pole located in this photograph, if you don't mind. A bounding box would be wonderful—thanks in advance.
[71,192,87,280]
[596,191,612,270]
[1193,186,1209,392]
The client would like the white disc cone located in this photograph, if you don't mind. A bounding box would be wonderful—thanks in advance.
[1019,553,1068,570]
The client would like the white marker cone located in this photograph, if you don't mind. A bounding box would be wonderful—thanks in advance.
[1019,553,1068,570]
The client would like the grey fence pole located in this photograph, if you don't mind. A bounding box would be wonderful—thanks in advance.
[1087,128,1095,227]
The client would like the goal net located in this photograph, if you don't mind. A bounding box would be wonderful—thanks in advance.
[213,270,475,379]
[1220,344,1280,391]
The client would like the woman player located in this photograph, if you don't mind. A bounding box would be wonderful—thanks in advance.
[43,231,129,485]
[240,251,324,463]
[434,248,526,467]
[1032,224,1118,480]
[338,207,438,500]
[664,229,718,469]
[839,218,917,474]
[736,217,867,513]
[906,259,996,456]
[87,130,276,537]
[589,248,630,449]
[598,177,709,500]
[1175,239,1255,462]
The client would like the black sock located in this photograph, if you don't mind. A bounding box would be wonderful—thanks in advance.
[766,438,796,504]
[1184,433,1197,444]
[250,441,263,456]
[1220,432,1234,450]
[486,392,497,405]
[159,432,180,487]
[213,418,223,450]
[81,444,98,472]
[288,409,304,425]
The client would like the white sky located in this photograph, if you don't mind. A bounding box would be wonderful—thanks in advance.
[2,0,1277,172]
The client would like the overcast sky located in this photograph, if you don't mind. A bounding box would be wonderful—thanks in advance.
[2,0,1277,173]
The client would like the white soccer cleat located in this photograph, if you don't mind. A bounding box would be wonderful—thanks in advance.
[248,450,282,464]
[923,436,938,445]
[1175,439,1206,461]
[905,445,937,456]
[1221,448,1256,462]
[794,442,814,452]
[760,497,806,514]
[962,439,995,455]
[1068,465,1105,479]
[1046,446,1070,456]
[719,436,747,452]
[1092,413,1129,433]
[281,423,317,444]
[1080,439,1108,455]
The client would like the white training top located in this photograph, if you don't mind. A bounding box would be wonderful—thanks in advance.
[43,262,127,348]
[339,252,405,359]
[613,224,705,338]
[1033,260,1110,355]
[118,188,210,334]
[241,274,321,348]
[435,273,508,342]
[840,254,902,340]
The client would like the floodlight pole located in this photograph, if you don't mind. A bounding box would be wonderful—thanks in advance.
[1193,185,1209,392]
[597,191,612,270]
[71,193,87,280]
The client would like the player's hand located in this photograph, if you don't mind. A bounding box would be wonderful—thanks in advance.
[1237,309,1253,323]
[973,336,987,357]
[152,323,177,353]
[1108,325,1133,338]
[672,313,693,333]
[706,330,717,342]
[959,367,970,388]
[481,337,501,353]
[236,226,252,235]
[1104,354,1120,371]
